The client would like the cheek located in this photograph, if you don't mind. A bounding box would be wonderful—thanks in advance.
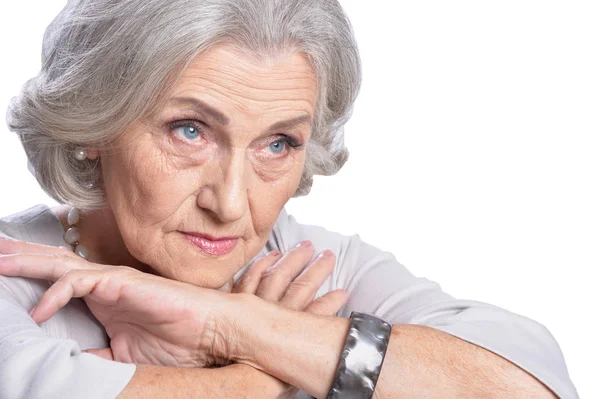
[103,145,171,206]
[249,153,305,235]
[251,143,306,179]
[100,140,192,242]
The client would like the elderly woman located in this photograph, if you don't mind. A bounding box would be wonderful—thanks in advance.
[0,0,578,398]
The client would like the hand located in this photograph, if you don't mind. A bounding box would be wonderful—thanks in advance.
[231,241,348,398]
[0,236,231,368]
[0,238,346,372]
[233,241,347,314]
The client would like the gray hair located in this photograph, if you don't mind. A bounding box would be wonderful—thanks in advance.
[6,0,361,210]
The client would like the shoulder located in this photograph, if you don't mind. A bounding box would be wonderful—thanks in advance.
[268,207,351,253]
[0,204,67,247]
[0,205,109,348]
[270,207,400,261]
[0,204,66,310]
[269,207,371,270]
[269,207,412,289]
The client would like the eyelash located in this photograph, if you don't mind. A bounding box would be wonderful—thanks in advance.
[167,119,304,152]
[168,119,206,138]
[275,136,303,149]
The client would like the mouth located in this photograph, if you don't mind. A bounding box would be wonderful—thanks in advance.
[181,232,239,256]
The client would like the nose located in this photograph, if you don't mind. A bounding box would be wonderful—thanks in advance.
[196,148,249,223]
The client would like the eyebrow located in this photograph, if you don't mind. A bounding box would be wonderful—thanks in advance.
[168,97,312,133]
[267,114,312,133]
[169,97,231,125]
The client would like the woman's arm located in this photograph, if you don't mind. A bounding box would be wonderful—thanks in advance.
[231,298,560,398]
[244,214,577,398]
[113,293,559,399]
[119,363,293,399]
[0,234,576,398]
[0,235,342,398]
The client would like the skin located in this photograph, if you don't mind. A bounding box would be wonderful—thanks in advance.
[0,41,559,398]
[62,41,318,289]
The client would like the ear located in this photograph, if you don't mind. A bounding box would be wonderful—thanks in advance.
[87,149,100,160]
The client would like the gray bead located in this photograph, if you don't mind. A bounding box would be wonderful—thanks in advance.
[74,244,89,259]
[64,226,80,245]
[74,148,87,161]
[67,208,80,225]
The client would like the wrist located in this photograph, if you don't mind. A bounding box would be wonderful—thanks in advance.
[229,295,351,397]
[227,363,296,398]
[226,292,275,367]
[193,289,248,366]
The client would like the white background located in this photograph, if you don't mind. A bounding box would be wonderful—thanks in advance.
[0,1,598,397]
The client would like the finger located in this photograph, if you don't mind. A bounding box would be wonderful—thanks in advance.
[30,269,105,323]
[0,253,98,281]
[255,241,314,302]
[232,250,282,294]
[0,236,77,257]
[82,348,115,361]
[279,250,336,310]
[306,289,348,316]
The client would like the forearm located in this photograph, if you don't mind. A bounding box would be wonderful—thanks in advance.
[234,298,558,399]
[118,363,290,399]
[373,324,559,399]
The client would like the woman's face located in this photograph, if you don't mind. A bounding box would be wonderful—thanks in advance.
[99,42,317,288]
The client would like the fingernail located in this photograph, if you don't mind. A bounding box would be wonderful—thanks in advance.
[295,240,311,248]
[29,306,37,317]
[267,250,281,257]
[318,250,333,259]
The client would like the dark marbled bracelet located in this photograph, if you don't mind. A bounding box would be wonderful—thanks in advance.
[326,312,392,399]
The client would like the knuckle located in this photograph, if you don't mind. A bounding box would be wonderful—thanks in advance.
[249,256,277,272]
[50,253,71,261]
[288,279,314,292]
[115,265,136,273]
[60,269,79,280]
[104,265,136,276]
[260,267,290,285]
[308,303,327,314]
[260,266,279,280]
[236,273,254,287]
[313,296,334,308]
[281,286,303,301]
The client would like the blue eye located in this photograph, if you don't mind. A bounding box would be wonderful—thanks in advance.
[174,125,201,141]
[269,140,286,154]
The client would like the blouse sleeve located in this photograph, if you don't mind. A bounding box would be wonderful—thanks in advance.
[271,209,579,399]
[0,233,136,398]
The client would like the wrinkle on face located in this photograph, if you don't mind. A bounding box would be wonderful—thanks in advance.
[98,41,318,288]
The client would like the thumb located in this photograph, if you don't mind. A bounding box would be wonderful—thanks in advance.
[82,347,114,361]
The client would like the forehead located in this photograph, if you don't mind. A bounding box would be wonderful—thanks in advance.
[169,42,318,117]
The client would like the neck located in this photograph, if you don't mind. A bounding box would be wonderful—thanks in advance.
[52,204,153,274]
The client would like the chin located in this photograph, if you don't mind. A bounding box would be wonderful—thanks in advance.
[143,233,258,289]
[168,247,248,289]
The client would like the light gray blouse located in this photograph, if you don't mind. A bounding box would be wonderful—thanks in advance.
[0,205,579,398]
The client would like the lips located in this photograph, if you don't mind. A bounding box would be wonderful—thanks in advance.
[182,232,239,256]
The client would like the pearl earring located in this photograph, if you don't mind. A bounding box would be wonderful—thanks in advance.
[74,148,87,161]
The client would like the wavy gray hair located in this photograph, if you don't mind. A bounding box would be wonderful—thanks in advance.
[6,0,361,210]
